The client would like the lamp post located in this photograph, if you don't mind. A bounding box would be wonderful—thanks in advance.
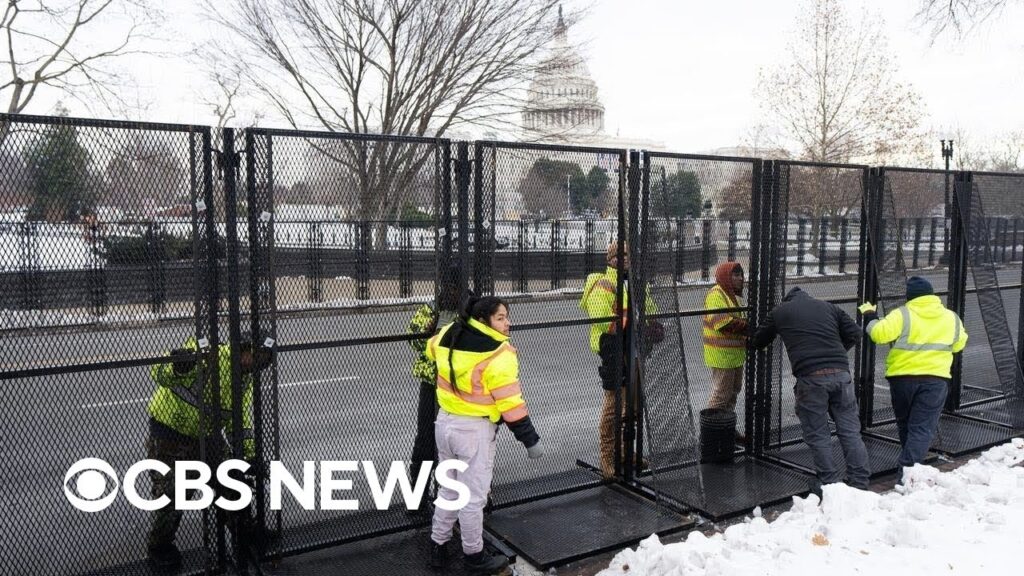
[942,139,954,260]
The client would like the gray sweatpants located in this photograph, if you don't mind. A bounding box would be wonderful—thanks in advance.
[430,409,498,555]
[794,371,870,489]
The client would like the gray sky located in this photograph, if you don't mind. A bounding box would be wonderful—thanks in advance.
[38,0,1024,159]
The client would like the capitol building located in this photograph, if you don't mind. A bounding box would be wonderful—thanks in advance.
[519,8,665,151]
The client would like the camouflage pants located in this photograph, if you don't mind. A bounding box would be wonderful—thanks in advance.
[146,434,200,551]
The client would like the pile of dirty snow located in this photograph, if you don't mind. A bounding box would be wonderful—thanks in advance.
[599,439,1024,576]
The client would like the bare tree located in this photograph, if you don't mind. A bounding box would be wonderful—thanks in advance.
[206,0,563,244]
[0,0,160,116]
[756,0,924,166]
[916,0,1013,38]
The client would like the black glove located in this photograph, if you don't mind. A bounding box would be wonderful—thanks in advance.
[644,320,665,344]
[169,348,197,375]
[862,310,879,324]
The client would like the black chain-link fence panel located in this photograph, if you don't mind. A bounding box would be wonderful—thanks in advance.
[0,114,223,575]
[636,152,756,471]
[474,141,630,505]
[238,129,453,555]
[953,172,1024,427]
[764,162,868,447]
[861,168,953,426]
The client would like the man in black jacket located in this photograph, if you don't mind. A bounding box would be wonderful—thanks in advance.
[752,287,870,489]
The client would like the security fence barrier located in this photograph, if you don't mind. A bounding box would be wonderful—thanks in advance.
[1,112,1022,575]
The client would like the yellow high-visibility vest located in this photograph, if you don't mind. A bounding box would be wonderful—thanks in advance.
[867,295,967,379]
[427,318,528,424]
[702,284,746,369]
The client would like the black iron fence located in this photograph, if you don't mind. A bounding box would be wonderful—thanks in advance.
[2,112,1023,576]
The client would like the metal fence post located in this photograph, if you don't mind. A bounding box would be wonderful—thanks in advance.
[585,219,595,275]
[307,221,323,303]
[399,222,411,298]
[839,218,849,274]
[146,222,167,314]
[1013,218,1020,262]
[797,217,807,276]
[551,219,561,290]
[87,221,106,316]
[818,217,828,275]
[674,217,684,283]
[517,220,527,292]
[928,217,938,267]
[728,219,737,261]
[701,219,712,281]
[19,222,40,311]
[912,217,923,269]
[355,220,370,300]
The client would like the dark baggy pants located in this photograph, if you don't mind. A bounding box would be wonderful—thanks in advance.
[794,371,870,489]
[888,376,948,469]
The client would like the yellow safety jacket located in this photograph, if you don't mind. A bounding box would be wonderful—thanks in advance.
[703,284,746,369]
[148,338,255,458]
[427,318,529,424]
[867,295,968,379]
[579,267,657,354]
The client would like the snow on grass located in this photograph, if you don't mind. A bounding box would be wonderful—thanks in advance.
[599,439,1024,576]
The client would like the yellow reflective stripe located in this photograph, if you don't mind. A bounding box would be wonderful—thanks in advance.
[490,381,522,401]
[891,307,956,352]
[702,335,745,348]
[436,375,495,405]
[501,403,529,422]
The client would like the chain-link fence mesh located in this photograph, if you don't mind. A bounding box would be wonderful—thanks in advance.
[952,172,1024,428]
[636,153,756,471]
[474,142,629,505]
[4,110,1023,575]
[762,162,868,448]
[0,115,223,576]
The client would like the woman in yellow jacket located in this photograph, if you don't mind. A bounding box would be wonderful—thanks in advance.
[425,295,543,574]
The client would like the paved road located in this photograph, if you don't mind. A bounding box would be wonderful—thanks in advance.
[2,268,1020,575]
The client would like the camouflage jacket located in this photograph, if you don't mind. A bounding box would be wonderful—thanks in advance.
[410,304,458,383]
[410,304,439,383]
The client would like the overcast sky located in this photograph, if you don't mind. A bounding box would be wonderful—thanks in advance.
[39,0,1024,158]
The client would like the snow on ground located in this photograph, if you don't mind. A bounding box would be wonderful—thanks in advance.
[599,439,1024,576]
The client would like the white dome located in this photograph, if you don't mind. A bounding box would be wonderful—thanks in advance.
[523,8,605,141]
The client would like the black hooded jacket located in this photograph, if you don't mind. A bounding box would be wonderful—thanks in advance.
[751,287,861,377]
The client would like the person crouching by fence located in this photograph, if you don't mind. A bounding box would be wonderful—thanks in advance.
[703,262,748,442]
[425,295,543,575]
[145,335,272,571]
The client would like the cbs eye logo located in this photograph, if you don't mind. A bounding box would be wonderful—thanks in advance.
[63,458,120,512]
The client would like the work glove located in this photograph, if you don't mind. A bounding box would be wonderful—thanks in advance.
[526,440,545,459]
[169,348,197,375]
[643,320,665,344]
[858,302,879,325]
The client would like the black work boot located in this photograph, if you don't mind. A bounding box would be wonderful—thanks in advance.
[429,540,448,570]
[463,549,509,575]
[146,543,182,573]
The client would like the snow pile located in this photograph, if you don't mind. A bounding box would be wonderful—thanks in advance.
[599,439,1024,576]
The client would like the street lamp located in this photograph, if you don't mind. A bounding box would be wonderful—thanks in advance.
[941,139,954,259]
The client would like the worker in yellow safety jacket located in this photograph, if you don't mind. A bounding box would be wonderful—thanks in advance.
[145,335,272,571]
[425,295,542,575]
[579,241,661,479]
[860,276,967,472]
[703,261,748,440]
